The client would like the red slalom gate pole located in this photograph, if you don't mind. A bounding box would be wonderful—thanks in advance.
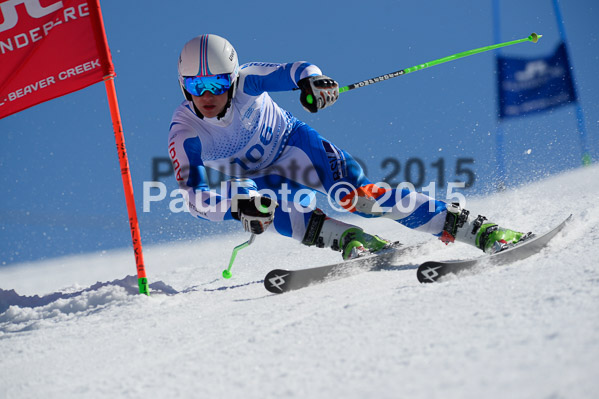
[90,0,149,295]
[104,76,149,295]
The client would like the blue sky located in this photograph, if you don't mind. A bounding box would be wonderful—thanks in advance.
[1,0,598,265]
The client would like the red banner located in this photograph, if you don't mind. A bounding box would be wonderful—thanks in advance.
[0,0,113,119]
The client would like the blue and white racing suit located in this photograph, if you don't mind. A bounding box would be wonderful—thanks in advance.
[168,61,448,241]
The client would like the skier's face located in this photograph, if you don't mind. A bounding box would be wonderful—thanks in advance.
[191,91,228,118]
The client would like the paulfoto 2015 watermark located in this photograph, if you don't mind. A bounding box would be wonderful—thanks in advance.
[150,156,476,190]
[144,155,475,215]
[143,180,469,216]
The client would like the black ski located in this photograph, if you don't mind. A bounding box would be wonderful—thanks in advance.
[264,243,409,294]
[417,215,572,283]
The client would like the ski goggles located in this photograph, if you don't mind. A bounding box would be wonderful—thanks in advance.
[183,74,232,96]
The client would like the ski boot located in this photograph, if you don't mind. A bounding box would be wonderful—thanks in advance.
[440,203,532,254]
[302,209,390,260]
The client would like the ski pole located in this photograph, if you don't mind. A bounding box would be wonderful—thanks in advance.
[222,233,256,279]
[306,32,542,103]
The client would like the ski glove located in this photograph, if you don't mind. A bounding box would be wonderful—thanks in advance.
[231,195,278,235]
[298,75,339,113]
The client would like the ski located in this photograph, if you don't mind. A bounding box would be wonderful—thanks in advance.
[417,215,572,283]
[264,243,411,294]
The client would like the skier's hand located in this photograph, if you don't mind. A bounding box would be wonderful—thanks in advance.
[298,75,339,113]
[231,194,278,234]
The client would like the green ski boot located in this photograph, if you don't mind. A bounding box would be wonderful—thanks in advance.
[302,209,390,260]
[339,228,389,260]
[476,223,529,253]
[441,203,531,253]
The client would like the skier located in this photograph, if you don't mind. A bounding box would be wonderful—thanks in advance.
[168,34,529,260]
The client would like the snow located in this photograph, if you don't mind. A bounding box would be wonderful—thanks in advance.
[1,164,598,399]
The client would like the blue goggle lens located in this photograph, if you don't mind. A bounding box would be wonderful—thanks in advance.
[183,74,231,96]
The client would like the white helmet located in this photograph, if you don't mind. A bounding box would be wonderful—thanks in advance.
[178,34,239,101]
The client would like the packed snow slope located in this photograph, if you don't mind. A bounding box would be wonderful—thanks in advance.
[1,165,598,399]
